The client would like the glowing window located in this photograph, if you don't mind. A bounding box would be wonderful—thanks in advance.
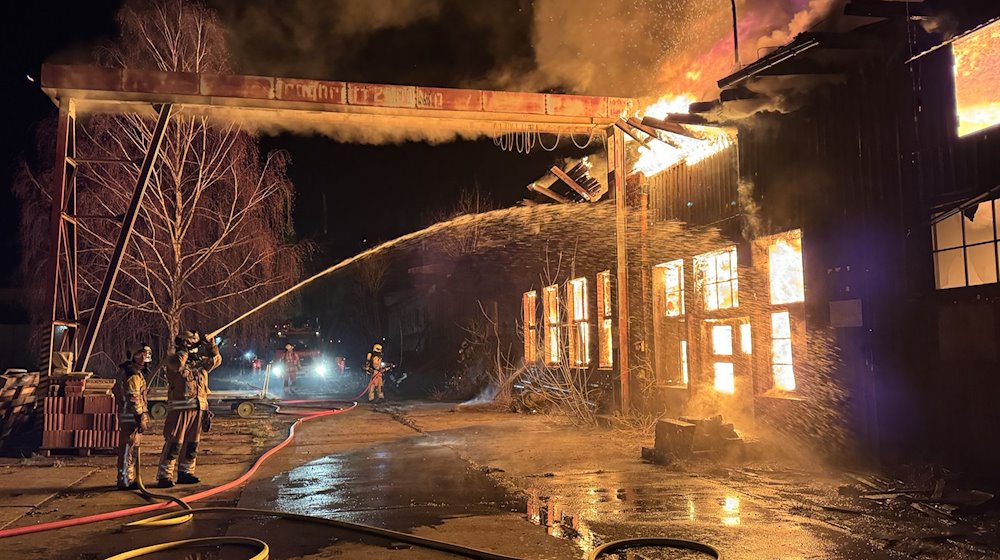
[695,247,739,311]
[714,362,735,394]
[567,278,590,366]
[771,311,795,391]
[522,291,538,363]
[680,340,689,385]
[740,323,752,354]
[932,201,999,289]
[712,325,733,355]
[597,271,613,369]
[953,18,1000,137]
[657,259,685,317]
[543,285,560,364]
[767,230,805,304]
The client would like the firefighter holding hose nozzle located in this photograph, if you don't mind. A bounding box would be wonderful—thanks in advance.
[365,342,387,402]
[114,343,151,490]
[155,331,221,488]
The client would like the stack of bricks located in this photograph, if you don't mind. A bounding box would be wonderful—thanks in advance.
[41,394,118,451]
[64,379,86,397]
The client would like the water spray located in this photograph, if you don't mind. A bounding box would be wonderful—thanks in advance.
[207,206,535,339]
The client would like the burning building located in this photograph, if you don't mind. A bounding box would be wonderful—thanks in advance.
[517,2,1000,478]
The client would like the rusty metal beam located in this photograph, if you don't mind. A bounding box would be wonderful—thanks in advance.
[41,64,635,136]
[550,165,592,201]
[527,183,571,204]
[42,101,76,377]
[77,104,173,372]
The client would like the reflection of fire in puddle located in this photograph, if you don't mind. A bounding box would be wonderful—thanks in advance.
[721,495,741,526]
[526,489,602,554]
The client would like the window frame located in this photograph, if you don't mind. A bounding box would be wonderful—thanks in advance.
[542,284,561,365]
[931,200,1000,289]
[694,247,739,311]
[522,291,538,363]
[597,271,613,369]
[566,277,590,367]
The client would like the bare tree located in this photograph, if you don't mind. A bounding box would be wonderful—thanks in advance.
[350,251,390,343]
[425,186,497,257]
[14,0,307,372]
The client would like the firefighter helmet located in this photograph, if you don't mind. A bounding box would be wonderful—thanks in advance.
[372,343,383,354]
[175,330,200,351]
[126,342,147,360]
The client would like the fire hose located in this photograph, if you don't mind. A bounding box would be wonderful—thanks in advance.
[0,397,721,559]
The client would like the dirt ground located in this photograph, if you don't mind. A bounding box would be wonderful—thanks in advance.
[0,401,997,559]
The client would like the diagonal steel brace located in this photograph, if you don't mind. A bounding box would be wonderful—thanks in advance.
[77,104,173,372]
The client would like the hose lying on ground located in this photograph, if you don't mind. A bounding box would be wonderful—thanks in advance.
[0,398,722,560]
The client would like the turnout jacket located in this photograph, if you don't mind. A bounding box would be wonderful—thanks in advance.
[164,343,221,410]
[114,361,148,425]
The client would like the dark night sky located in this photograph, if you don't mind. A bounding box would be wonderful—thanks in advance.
[0,0,597,287]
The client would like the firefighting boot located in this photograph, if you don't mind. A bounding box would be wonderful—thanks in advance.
[156,478,175,488]
[177,471,201,484]
[117,481,139,491]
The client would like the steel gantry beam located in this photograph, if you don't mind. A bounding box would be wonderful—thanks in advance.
[40,101,80,377]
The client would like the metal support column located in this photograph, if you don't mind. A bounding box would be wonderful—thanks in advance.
[77,104,173,372]
[41,101,79,377]
[609,126,631,412]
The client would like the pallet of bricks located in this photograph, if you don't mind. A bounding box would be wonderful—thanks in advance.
[42,374,118,455]
[0,370,40,448]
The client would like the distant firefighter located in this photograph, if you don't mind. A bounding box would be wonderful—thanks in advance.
[364,342,386,402]
[156,331,221,488]
[114,343,150,490]
[281,343,301,394]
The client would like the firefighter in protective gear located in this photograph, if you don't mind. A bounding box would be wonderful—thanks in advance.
[282,343,301,394]
[364,342,386,402]
[155,331,221,488]
[114,343,150,490]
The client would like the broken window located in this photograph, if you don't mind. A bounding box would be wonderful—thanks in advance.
[765,230,805,304]
[712,325,733,356]
[740,323,752,354]
[771,311,796,391]
[597,271,613,369]
[567,278,590,367]
[680,340,689,385]
[714,362,735,394]
[932,200,999,289]
[543,285,560,364]
[695,247,739,311]
[657,259,685,316]
[522,291,538,363]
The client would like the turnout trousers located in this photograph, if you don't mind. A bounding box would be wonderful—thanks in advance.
[117,424,141,487]
[368,371,384,401]
[156,409,202,481]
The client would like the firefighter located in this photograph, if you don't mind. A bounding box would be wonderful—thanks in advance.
[282,343,301,394]
[155,331,221,488]
[114,343,150,490]
[364,342,386,402]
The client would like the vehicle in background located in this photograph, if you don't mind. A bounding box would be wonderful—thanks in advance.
[269,322,331,388]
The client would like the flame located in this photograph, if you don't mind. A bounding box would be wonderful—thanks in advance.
[767,230,805,305]
[630,94,733,176]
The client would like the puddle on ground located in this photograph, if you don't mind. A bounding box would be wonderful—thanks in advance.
[272,438,524,530]
[526,487,743,557]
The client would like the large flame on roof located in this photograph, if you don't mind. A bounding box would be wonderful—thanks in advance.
[630,94,733,177]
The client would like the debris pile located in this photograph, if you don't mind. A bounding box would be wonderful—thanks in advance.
[0,370,40,449]
[643,415,753,464]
